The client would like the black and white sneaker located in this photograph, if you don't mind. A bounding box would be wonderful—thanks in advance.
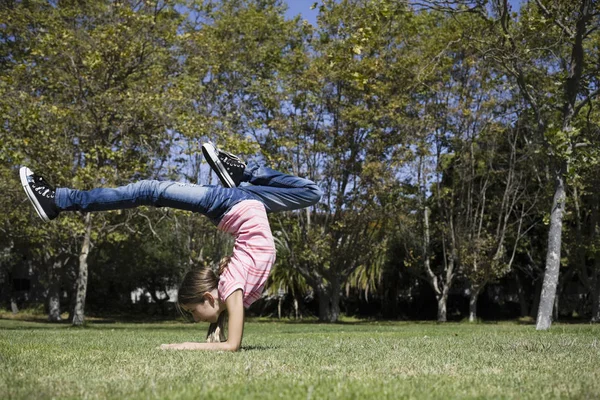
[201,143,246,188]
[19,167,59,222]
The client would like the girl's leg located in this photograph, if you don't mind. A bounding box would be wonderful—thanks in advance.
[55,181,251,222]
[238,163,322,213]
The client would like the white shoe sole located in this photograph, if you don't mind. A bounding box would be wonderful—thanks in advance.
[201,143,235,188]
[19,166,50,222]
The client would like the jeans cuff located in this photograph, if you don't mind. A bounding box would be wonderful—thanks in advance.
[55,188,69,210]
[243,162,260,182]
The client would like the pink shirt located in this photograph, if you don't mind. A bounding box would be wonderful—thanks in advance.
[217,200,276,308]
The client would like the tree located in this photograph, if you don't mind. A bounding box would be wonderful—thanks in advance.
[486,0,599,330]
[262,0,416,321]
[420,0,600,327]
[1,0,183,324]
[268,220,311,319]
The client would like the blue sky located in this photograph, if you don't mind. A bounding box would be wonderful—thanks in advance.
[284,1,319,24]
[283,0,523,25]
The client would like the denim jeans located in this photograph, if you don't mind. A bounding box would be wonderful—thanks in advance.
[55,163,322,224]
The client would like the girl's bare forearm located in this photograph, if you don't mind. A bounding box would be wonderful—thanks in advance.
[160,341,238,351]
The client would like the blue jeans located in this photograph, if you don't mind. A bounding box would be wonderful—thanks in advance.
[55,163,322,224]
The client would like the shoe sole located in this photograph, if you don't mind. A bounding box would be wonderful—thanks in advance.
[19,167,50,222]
[201,143,235,188]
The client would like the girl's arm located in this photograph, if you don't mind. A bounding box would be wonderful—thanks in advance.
[160,289,245,352]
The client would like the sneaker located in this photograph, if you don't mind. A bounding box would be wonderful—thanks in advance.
[201,143,246,188]
[19,167,59,222]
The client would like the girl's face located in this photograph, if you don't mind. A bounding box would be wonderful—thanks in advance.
[183,294,220,323]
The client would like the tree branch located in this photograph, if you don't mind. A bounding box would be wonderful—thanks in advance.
[584,24,599,38]
[574,87,600,117]
[533,0,575,38]
[138,212,162,241]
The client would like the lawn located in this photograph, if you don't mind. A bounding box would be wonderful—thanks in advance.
[1,317,599,399]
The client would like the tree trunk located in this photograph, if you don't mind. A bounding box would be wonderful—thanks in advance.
[72,213,92,326]
[423,203,451,323]
[329,277,341,323]
[10,296,18,314]
[592,266,600,323]
[48,259,62,322]
[437,289,449,322]
[536,170,566,330]
[294,297,300,320]
[437,252,455,322]
[317,279,341,323]
[423,205,431,281]
[591,194,600,322]
[536,0,594,330]
[317,286,330,322]
[469,285,481,322]
[277,297,282,319]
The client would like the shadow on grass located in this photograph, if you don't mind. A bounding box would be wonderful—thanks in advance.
[265,318,477,326]
[241,345,279,351]
[253,318,412,325]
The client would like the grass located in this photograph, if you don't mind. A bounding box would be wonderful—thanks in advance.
[1,316,599,399]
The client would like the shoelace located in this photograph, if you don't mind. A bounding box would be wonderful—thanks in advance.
[32,177,55,199]
[223,158,243,167]
[220,150,243,163]
[220,152,244,169]
[34,185,55,198]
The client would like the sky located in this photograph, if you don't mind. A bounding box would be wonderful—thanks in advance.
[284,1,319,25]
[283,0,524,25]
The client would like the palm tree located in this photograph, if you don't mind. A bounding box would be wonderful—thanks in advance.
[267,235,310,319]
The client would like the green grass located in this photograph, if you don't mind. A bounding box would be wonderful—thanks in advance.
[1,317,599,399]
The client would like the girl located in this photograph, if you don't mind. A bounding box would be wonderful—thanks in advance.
[20,143,322,351]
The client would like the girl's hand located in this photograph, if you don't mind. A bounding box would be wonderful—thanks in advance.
[159,341,238,351]
[160,289,245,352]
[160,342,200,350]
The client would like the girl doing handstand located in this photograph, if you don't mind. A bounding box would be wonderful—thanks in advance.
[20,143,322,351]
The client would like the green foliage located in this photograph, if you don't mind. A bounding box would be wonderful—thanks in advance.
[1,0,600,323]
[0,0,185,318]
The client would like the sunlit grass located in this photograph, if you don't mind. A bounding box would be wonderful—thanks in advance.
[1,317,599,399]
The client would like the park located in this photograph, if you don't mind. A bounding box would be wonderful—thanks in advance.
[1,0,600,398]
